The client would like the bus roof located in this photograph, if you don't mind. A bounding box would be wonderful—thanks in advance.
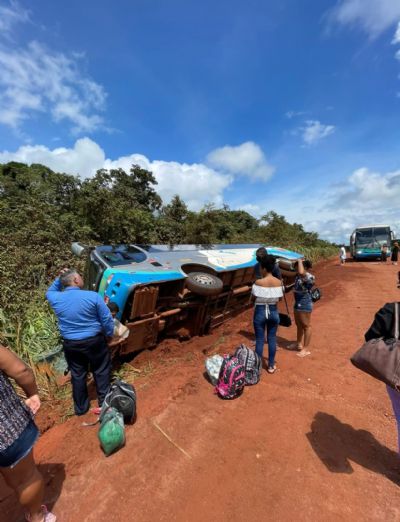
[353,224,391,230]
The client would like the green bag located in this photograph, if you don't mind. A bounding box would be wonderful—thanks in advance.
[98,407,125,456]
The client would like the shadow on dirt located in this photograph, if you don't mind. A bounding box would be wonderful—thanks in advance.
[238,331,295,351]
[307,412,400,485]
[238,329,254,342]
[276,336,295,350]
[39,463,66,510]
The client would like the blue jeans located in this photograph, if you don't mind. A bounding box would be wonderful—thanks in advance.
[253,305,280,367]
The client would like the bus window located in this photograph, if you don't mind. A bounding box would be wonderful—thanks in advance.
[88,257,105,291]
[356,229,373,245]
[374,227,390,246]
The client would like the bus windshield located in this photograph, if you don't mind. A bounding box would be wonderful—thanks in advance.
[355,227,390,248]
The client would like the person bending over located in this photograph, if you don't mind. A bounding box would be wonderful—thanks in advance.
[0,343,56,522]
[46,268,114,416]
[252,254,283,374]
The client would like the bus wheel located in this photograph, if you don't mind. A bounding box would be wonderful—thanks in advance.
[185,272,223,296]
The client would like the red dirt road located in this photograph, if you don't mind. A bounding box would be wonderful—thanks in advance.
[2,258,400,522]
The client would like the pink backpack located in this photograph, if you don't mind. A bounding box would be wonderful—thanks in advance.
[215,355,245,399]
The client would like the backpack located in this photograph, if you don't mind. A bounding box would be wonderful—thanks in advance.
[214,355,245,399]
[98,407,125,456]
[234,344,262,385]
[101,379,136,424]
[205,354,224,386]
[310,287,322,302]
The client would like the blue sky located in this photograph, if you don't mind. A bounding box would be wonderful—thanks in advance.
[1,0,400,242]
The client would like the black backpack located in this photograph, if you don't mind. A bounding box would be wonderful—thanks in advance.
[234,344,262,385]
[101,379,136,424]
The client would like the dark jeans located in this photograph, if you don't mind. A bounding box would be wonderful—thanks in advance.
[63,334,111,416]
[253,304,280,367]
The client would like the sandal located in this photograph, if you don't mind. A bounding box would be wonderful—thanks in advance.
[26,505,57,522]
[267,365,277,374]
[296,350,311,358]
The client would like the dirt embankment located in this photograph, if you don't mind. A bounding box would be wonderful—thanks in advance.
[2,258,400,522]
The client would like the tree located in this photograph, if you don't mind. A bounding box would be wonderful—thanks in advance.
[77,165,160,243]
[185,205,218,246]
[156,195,189,246]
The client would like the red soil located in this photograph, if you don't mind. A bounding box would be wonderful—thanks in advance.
[2,258,400,522]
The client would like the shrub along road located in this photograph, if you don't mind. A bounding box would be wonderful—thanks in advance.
[1,258,400,522]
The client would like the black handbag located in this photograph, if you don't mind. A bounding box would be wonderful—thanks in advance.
[279,284,292,327]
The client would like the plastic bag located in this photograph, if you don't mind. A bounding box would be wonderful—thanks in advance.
[98,407,125,456]
[205,354,224,385]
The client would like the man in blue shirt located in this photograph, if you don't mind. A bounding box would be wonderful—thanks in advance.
[46,268,114,416]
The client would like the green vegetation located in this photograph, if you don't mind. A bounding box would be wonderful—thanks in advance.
[0,161,336,388]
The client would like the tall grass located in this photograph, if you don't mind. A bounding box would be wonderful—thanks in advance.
[288,245,338,263]
[0,298,61,400]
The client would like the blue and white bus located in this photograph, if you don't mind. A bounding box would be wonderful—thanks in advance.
[350,224,394,260]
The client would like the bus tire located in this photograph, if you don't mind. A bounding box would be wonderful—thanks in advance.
[185,272,223,296]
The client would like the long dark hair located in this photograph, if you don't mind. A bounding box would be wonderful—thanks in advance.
[259,254,277,274]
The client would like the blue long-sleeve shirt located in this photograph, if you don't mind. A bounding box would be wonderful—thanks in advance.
[46,279,114,341]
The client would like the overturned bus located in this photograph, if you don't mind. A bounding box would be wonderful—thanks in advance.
[72,243,302,355]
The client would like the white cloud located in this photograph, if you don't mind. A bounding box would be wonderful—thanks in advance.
[0,138,106,177]
[393,22,400,44]
[0,1,29,35]
[285,110,306,119]
[206,141,275,181]
[0,138,232,211]
[238,166,400,244]
[330,0,400,39]
[301,120,335,145]
[304,167,400,242]
[337,167,400,207]
[0,3,107,133]
[0,41,106,132]
[104,155,232,211]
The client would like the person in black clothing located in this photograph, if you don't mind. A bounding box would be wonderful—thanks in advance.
[255,247,282,280]
[391,242,399,266]
[365,299,400,455]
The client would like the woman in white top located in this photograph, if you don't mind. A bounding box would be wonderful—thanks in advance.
[252,254,283,373]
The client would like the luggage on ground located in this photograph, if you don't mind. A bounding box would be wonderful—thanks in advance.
[205,354,224,385]
[101,379,136,424]
[215,355,245,399]
[98,407,125,456]
[235,344,262,385]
